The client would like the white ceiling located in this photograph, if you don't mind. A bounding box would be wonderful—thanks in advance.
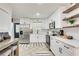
[11,3,70,19]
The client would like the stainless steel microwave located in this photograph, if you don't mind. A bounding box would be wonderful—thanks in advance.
[49,21,55,29]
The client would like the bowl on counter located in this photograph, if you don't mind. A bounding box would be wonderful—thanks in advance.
[67,36,73,40]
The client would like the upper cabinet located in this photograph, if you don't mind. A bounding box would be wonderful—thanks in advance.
[20,18,31,24]
[20,18,49,30]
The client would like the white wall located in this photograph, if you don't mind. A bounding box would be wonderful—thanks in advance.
[20,18,49,42]
[48,7,64,28]
[0,4,13,40]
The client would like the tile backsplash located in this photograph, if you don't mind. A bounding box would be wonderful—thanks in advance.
[63,27,79,40]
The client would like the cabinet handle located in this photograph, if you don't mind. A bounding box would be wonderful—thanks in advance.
[64,45,69,49]
[56,41,60,43]
[59,47,62,54]
[37,36,38,39]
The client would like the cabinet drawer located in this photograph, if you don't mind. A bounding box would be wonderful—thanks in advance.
[38,35,45,42]
[0,47,11,56]
[55,40,62,44]
[63,43,74,55]
[60,47,70,56]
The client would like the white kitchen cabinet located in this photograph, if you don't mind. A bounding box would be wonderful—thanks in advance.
[50,37,56,55]
[42,22,49,29]
[30,34,46,43]
[38,35,45,42]
[32,23,44,30]
[30,34,37,42]
[32,22,49,30]
[0,48,11,56]
[50,36,69,56]
[59,47,70,56]
[50,36,79,56]
[62,42,75,56]
[50,37,61,55]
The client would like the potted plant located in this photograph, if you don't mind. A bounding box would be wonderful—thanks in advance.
[68,19,76,26]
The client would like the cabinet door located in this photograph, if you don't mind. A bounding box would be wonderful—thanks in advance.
[38,35,45,42]
[56,42,70,56]
[56,40,74,56]
[59,47,70,56]
[62,43,75,56]
[50,37,57,55]
[30,34,37,42]
[54,39,63,56]
[50,37,70,56]
[50,37,60,55]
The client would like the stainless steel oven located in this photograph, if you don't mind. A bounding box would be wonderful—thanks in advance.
[46,35,50,50]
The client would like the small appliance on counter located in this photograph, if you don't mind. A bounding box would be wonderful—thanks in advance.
[59,30,64,36]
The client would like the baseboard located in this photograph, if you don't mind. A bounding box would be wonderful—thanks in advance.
[49,49,55,56]
[45,43,55,56]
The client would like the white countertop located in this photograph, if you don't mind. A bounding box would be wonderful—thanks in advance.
[0,39,19,51]
[50,36,79,48]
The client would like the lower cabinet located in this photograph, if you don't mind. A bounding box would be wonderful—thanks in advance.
[50,36,79,56]
[38,35,45,42]
[30,34,46,42]
[0,41,19,56]
[0,47,12,56]
[0,45,18,56]
[11,45,18,56]
[50,37,61,55]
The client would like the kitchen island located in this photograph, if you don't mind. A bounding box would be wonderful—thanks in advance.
[0,39,19,56]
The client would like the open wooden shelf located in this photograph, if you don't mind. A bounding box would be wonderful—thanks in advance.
[63,14,79,21]
[63,3,79,21]
[63,3,79,27]
[63,3,79,13]
[63,24,79,28]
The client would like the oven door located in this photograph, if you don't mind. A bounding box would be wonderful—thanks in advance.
[46,35,50,47]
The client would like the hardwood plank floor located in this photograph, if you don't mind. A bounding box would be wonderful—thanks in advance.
[19,43,53,56]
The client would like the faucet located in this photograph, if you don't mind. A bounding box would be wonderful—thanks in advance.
[37,30,38,34]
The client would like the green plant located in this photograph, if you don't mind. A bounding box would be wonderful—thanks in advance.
[68,19,76,24]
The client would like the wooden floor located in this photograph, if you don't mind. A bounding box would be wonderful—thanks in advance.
[19,43,53,56]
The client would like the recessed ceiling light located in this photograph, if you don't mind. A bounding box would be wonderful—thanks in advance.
[36,12,40,16]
